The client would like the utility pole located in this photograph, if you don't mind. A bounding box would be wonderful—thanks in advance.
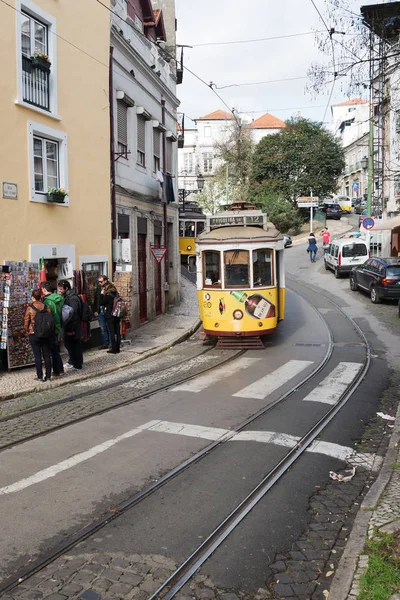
[367,30,374,220]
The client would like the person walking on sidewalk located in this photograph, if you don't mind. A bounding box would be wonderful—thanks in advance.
[93,275,111,350]
[24,289,52,382]
[57,280,83,370]
[307,232,318,263]
[321,228,331,246]
[99,280,121,354]
[41,281,64,376]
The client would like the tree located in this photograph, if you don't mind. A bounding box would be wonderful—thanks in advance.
[251,118,345,202]
[249,184,304,233]
[194,180,226,215]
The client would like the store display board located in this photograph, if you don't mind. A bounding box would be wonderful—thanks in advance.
[4,261,40,370]
[0,266,10,351]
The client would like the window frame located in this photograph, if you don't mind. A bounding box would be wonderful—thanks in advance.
[153,127,161,173]
[224,249,250,289]
[202,250,222,289]
[252,248,274,288]
[28,120,68,205]
[16,0,59,119]
[33,135,59,193]
[203,152,213,173]
[137,115,146,167]
[117,100,129,159]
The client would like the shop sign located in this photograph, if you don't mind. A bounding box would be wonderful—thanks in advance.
[209,215,264,229]
[297,196,319,208]
[2,182,18,199]
[151,247,167,263]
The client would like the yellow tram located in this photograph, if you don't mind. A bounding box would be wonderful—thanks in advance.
[195,203,285,344]
[179,202,207,258]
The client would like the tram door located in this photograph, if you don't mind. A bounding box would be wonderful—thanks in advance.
[138,233,148,324]
[154,234,162,316]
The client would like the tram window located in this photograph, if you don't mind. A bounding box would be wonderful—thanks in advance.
[185,221,196,237]
[224,250,250,288]
[253,249,273,286]
[179,221,184,237]
[203,251,221,287]
[196,221,205,236]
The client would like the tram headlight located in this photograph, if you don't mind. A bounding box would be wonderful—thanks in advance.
[214,322,220,328]
[187,245,192,251]
[233,310,244,320]
[258,322,263,327]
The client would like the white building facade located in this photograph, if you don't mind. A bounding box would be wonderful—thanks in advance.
[111,0,180,327]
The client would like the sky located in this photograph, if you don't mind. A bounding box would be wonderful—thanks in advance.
[175,0,380,127]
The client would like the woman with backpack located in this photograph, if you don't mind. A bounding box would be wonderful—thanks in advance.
[24,288,53,382]
[307,232,318,263]
[99,280,121,354]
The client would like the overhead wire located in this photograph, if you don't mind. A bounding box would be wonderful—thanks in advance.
[191,30,326,47]
[216,75,309,90]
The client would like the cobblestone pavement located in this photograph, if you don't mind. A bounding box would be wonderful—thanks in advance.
[0,348,238,449]
[0,278,200,401]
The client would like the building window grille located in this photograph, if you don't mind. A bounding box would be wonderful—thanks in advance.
[33,136,59,192]
[137,116,146,166]
[117,100,128,158]
[21,12,50,111]
[183,152,194,174]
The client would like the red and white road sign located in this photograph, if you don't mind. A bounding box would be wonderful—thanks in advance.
[151,247,167,263]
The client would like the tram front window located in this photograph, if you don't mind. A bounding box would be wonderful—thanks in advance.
[185,221,195,237]
[203,251,221,287]
[224,250,249,288]
[196,221,205,236]
[179,221,184,237]
[253,249,273,286]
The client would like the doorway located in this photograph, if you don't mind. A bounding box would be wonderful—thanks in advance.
[138,233,148,323]
[154,233,162,316]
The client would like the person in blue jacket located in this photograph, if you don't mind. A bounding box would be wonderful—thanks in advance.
[307,232,318,263]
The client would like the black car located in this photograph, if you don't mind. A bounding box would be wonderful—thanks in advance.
[323,203,342,220]
[349,258,400,304]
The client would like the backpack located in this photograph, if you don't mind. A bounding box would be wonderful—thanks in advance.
[61,304,74,327]
[79,296,92,323]
[112,296,128,319]
[32,306,55,339]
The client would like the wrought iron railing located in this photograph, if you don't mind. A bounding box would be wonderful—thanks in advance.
[22,55,50,111]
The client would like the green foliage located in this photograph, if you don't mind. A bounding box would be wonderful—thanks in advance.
[251,117,345,201]
[194,181,226,215]
[250,184,304,232]
[359,533,400,600]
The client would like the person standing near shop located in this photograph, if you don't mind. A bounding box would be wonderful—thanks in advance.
[93,275,111,350]
[24,288,52,382]
[99,279,121,354]
[57,279,83,370]
[41,281,64,375]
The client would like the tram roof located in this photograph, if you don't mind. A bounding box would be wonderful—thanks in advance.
[197,225,282,243]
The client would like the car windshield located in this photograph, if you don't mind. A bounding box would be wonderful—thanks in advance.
[386,266,400,277]
[342,244,368,257]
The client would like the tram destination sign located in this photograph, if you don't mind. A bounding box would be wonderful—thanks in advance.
[210,215,264,229]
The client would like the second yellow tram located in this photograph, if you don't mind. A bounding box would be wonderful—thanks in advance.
[179,202,207,258]
[195,205,285,342]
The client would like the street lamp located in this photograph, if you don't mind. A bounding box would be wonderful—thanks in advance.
[197,173,205,191]
[360,156,368,171]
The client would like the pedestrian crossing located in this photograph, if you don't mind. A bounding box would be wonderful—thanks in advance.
[171,357,262,393]
[302,362,363,405]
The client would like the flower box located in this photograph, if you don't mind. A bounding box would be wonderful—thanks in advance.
[47,193,66,204]
[31,56,51,73]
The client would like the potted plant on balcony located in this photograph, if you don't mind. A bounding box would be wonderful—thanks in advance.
[31,51,51,73]
[47,188,68,204]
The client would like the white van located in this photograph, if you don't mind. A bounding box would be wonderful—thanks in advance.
[324,238,369,278]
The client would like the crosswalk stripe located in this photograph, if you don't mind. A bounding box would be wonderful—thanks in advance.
[302,362,363,405]
[171,357,262,393]
[233,360,314,399]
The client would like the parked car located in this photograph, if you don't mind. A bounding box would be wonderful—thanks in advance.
[323,203,343,220]
[355,201,367,214]
[324,238,369,278]
[349,258,400,304]
[283,234,292,248]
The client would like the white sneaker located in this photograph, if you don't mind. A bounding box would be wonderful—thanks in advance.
[63,363,76,371]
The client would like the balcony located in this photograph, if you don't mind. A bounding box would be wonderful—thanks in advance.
[22,55,50,111]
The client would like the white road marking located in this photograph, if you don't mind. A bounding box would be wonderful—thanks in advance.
[233,360,314,399]
[171,357,262,393]
[302,362,363,404]
[147,421,232,441]
[0,420,160,496]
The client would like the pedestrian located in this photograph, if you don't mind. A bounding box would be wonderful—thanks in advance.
[321,228,331,246]
[57,279,83,370]
[93,275,111,350]
[99,279,121,354]
[41,281,64,376]
[24,288,52,382]
[307,232,318,263]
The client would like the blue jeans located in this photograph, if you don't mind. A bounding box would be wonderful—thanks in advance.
[50,333,64,374]
[98,311,110,347]
[310,250,317,262]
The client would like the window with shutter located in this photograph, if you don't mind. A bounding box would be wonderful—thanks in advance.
[117,100,128,158]
[153,128,161,172]
[137,116,146,166]
[166,140,173,174]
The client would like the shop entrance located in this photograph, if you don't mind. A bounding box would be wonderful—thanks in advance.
[138,233,148,323]
[154,234,162,316]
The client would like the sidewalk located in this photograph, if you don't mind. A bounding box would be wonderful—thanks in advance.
[0,277,200,401]
[291,216,353,246]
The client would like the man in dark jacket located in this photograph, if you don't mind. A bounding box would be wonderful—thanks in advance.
[57,279,83,370]
[99,280,121,354]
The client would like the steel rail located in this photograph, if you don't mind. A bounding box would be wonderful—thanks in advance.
[149,285,371,599]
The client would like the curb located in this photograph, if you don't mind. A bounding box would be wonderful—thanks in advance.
[328,401,400,599]
[0,318,202,402]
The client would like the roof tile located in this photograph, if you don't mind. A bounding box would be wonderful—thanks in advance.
[248,113,286,129]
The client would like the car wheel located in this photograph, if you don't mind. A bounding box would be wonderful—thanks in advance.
[370,286,381,304]
[350,275,358,291]
[334,267,341,279]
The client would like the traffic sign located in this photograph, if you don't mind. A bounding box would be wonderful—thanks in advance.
[151,247,167,263]
[362,217,375,230]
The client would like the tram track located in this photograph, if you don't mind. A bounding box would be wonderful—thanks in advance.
[0,282,373,597]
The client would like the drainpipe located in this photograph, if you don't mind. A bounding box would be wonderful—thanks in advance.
[109,46,117,275]
[161,97,169,309]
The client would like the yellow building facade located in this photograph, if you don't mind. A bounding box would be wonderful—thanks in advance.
[0,0,111,274]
